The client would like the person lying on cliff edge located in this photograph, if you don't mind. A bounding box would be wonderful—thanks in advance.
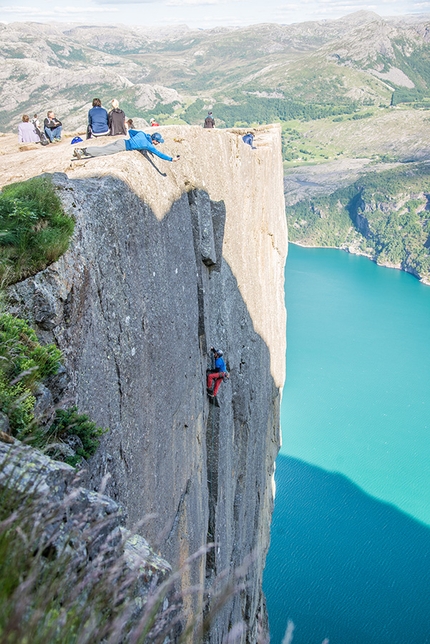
[207,348,229,398]
[73,131,180,162]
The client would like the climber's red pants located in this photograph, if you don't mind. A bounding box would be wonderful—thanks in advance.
[207,372,225,397]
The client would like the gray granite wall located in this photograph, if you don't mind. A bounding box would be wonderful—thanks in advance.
[8,172,281,642]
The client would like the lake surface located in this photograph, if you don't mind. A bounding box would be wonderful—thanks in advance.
[264,245,430,644]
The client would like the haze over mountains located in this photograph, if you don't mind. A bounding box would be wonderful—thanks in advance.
[1,11,430,131]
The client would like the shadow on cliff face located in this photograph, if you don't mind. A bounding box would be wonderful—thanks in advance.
[264,455,430,644]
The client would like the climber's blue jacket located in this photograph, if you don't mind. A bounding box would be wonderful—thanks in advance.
[215,356,227,372]
[125,130,173,161]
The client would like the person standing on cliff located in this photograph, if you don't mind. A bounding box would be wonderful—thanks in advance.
[108,99,127,136]
[73,130,180,162]
[203,111,215,128]
[207,348,229,398]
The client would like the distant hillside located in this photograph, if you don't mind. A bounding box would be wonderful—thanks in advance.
[287,162,430,283]
[1,12,430,134]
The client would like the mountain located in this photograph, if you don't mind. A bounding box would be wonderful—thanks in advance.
[1,12,430,132]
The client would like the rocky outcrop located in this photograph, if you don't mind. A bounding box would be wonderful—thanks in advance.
[0,438,172,630]
[5,125,287,641]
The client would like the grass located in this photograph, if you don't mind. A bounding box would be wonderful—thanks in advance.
[0,449,251,644]
[279,107,430,168]
[0,176,74,287]
[0,312,61,438]
[0,310,105,465]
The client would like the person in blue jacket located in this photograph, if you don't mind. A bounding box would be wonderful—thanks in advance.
[73,130,180,161]
[207,347,229,398]
[87,98,109,138]
[242,132,256,149]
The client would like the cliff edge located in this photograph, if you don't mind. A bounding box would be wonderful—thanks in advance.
[3,124,287,642]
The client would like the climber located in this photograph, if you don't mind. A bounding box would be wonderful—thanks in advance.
[207,347,229,398]
[73,130,180,162]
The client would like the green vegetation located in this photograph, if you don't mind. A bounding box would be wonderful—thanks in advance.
[0,469,244,644]
[0,177,74,287]
[287,164,430,280]
[0,312,105,465]
[0,313,61,438]
[32,406,107,467]
[182,95,358,128]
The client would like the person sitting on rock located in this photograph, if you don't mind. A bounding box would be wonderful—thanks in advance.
[108,99,127,136]
[87,98,109,138]
[44,111,62,143]
[207,347,229,398]
[150,118,160,127]
[73,130,180,162]
[242,132,256,149]
[18,114,40,143]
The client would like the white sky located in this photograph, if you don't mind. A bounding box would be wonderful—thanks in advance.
[0,0,425,30]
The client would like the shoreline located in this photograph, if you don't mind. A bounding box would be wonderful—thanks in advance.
[288,241,430,286]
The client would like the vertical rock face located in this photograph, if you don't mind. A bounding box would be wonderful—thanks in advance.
[8,125,287,641]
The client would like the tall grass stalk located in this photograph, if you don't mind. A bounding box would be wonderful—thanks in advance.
[0,445,249,643]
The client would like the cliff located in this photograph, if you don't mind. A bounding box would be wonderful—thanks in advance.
[3,125,287,641]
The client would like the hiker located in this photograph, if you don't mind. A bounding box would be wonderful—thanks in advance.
[44,111,62,143]
[207,347,229,398]
[242,132,256,149]
[108,99,127,136]
[203,111,215,129]
[150,118,160,127]
[18,115,40,143]
[87,98,109,138]
[73,130,180,162]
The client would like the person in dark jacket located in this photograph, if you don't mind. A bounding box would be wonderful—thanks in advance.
[242,132,256,149]
[207,348,229,397]
[88,98,109,138]
[73,130,180,161]
[204,111,215,128]
[108,99,127,136]
[44,111,62,142]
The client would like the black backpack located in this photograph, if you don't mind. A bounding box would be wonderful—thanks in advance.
[33,122,49,146]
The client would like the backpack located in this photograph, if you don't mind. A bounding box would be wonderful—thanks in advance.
[204,116,214,128]
[33,123,49,146]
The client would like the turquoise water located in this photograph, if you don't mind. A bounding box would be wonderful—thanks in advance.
[264,245,430,644]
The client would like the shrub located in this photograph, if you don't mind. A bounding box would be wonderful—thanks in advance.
[0,176,74,286]
[34,406,107,466]
[0,313,61,437]
[0,312,105,466]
